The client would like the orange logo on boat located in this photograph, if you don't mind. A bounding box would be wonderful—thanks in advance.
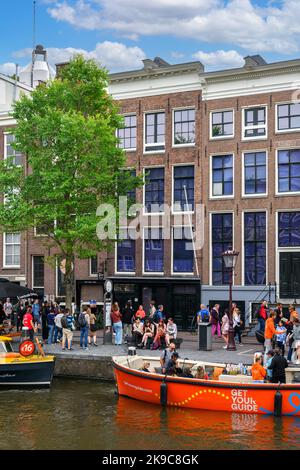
[19,340,35,357]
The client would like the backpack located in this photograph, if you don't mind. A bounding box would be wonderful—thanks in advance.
[78,313,87,328]
[153,311,160,323]
[61,316,67,329]
[202,312,210,322]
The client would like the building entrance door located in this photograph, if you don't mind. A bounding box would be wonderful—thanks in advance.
[280,252,300,299]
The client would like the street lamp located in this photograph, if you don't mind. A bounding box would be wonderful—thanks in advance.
[222,249,239,351]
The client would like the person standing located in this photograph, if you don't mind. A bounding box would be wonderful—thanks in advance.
[54,309,64,343]
[87,307,98,347]
[292,318,300,364]
[122,301,134,344]
[221,309,230,349]
[197,304,210,324]
[148,301,156,319]
[47,308,56,344]
[264,310,286,362]
[289,305,299,322]
[257,300,268,332]
[274,303,283,325]
[61,308,75,351]
[22,306,37,341]
[233,308,243,345]
[275,320,286,356]
[111,302,123,345]
[160,342,177,374]
[211,304,221,338]
[3,298,13,330]
[41,301,50,343]
[268,347,288,384]
[79,307,90,350]
[32,299,41,330]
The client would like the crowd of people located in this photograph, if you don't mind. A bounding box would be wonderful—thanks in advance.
[110,300,178,349]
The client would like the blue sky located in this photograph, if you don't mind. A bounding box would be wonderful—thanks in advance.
[1,0,300,76]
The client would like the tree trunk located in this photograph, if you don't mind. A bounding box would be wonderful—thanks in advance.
[64,255,75,312]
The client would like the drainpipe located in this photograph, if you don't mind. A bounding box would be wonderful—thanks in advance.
[13,64,19,102]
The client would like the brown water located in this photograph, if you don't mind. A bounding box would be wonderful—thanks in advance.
[1,379,300,450]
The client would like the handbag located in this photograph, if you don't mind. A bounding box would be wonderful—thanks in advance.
[90,324,97,332]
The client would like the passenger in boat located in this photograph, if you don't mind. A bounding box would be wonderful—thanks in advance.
[195,366,209,380]
[141,319,155,349]
[182,367,193,378]
[165,318,177,347]
[221,309,230,350]
[152,319,167,349]
[141,361,151,373]
[251,355,266,383]
[160,342,177,374]
[268,347,288,384]
[165,352,182,376]
[265,350,274,382]
[132,318,144,347]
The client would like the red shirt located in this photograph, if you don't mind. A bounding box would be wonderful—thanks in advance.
[259,305,267,320]
[111,310,122,324]
[23,313,33,330]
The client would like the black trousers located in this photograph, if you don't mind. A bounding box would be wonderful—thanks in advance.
[271,375,286,384]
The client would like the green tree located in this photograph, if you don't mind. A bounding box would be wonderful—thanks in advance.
[0,55,141,309]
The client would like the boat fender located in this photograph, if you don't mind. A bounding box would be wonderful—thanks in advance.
[274,389,282,417]
[160,381,168,407]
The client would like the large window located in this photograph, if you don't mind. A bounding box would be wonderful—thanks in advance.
[243,107,267,139]
[117,115,136,150]
[144,228,164,273]
[117,229,136,273]
[144,167,164,213]
[173,166,194,212]
[244,151,267,195]
[278,212,300,247]
[277,149,300,193]
[3,233,21,267]
[32,256,44,297]
[211,214,233,285]
[173,227,194,273]
[173,109,195,145]
[244,212,266,285]
[211,110,234,138]
[277,103,300,132]
[145,112,165,153]
[211,155,233,197]
[4,134,22,166]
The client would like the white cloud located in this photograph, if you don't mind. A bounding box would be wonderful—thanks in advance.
[47,0,300,55]
[0,63,20,77]
[192,50,244,70]
[13,41,146,73]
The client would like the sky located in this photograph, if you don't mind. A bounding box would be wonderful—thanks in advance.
[1,0,300,77]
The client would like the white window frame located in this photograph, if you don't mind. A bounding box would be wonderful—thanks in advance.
[117,113,137,152]
[241,105,268,141]
[209,211,235,286]
[209,153,235,200]
[171,225,194,276]
[275,147,300,196]
[89,256,98,277]
[172,106,196,148]
[172,163,195,215]
[115,228,136,276]
[275,101,300,134]
[275,209,300,303]
[4,132,23,167]
[3,232,21,268]
[143,110,166,154]
[143,166,165,216]
[241,210,268,287]
[242,149,268,198]
[32,255,45,291]
[210,108,234,140]
[142,226,164,275]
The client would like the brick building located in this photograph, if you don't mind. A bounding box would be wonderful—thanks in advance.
[1,51,300,328]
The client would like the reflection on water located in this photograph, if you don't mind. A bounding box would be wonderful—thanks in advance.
[0,379,299,450]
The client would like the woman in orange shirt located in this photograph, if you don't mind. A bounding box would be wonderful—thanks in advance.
[264,310,286,358]
[251,356,266,382]
[135,305,146,322]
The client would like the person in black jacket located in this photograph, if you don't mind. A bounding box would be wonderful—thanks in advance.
[268,347,288,384]
[122,300,134,344]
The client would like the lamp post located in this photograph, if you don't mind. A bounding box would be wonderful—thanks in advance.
[222,249,239,351]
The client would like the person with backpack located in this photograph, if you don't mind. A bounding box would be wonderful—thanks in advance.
[61,308,75,351]
[153,305,164,323]
[160,342,177,374]
[197,304,210,324]
[78,307,90,350]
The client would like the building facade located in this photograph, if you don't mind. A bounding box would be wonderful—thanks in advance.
[1,52,300,328]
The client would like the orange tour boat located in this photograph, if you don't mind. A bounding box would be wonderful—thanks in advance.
[113,354,300,416]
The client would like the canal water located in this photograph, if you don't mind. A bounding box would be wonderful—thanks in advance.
[1,379,300,450]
